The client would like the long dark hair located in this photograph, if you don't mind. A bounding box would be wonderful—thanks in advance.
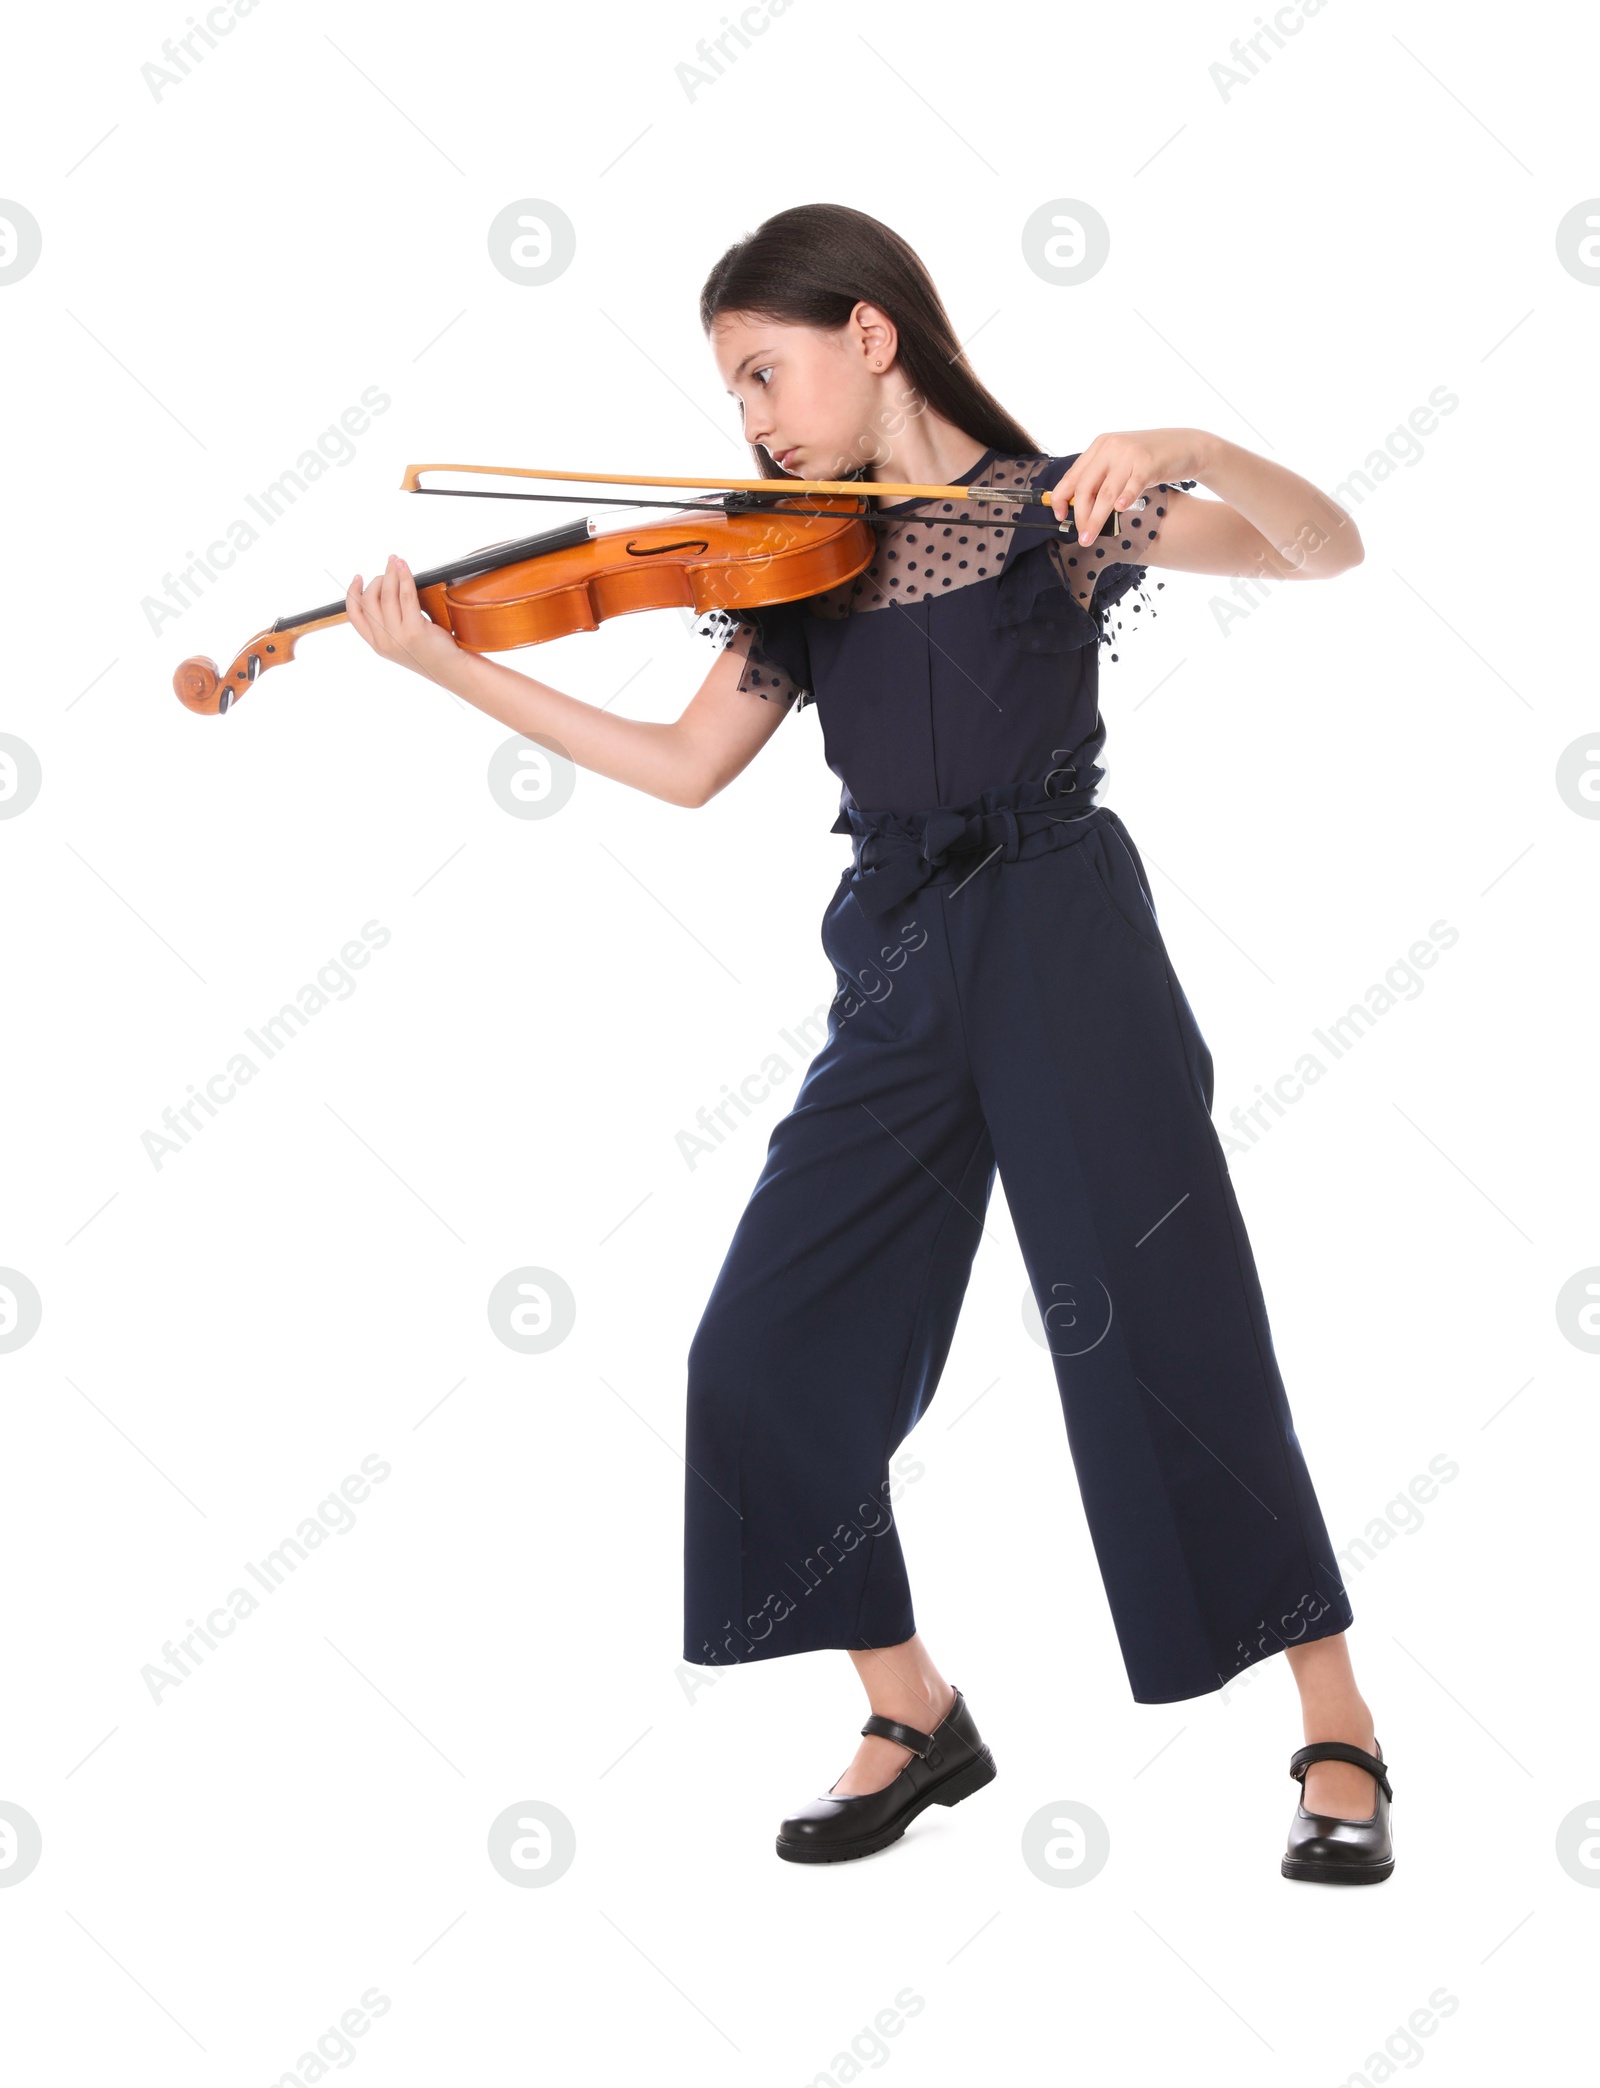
[700,203,1039,480]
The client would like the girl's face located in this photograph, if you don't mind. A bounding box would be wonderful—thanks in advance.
[709,305,910,479]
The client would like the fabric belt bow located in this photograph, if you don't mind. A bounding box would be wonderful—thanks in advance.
[833,767,1106,922]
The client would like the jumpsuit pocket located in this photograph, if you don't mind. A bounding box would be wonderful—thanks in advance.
[1077,818,1216,1119]
[1165,968,1217,1117]
[820,871,853,1008]
[1076,819,1164,953]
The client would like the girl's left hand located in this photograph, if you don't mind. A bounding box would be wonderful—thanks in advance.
[1050,430,1213,549]
[346,555,465,685]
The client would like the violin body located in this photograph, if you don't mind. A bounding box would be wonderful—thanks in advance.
[173,492,877,715]
[434,492,873,650]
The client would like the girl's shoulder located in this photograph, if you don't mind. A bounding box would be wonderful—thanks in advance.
[864,446,1077,518]
[972,448,1082,493]
[977,447,1076,481]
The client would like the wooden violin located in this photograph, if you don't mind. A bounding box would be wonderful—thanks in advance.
[172,465,1118,716]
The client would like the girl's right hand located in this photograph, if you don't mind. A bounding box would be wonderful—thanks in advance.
[346,555,465,684]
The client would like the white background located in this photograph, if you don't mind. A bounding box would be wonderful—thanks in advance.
[2,0,1596,2080]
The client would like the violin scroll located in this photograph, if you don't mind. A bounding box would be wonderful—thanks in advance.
[173,656,221,714]
[173,629,301,714]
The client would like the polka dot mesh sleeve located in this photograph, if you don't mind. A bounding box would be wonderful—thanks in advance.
[1068,479,1201,659]
[694,604,813,709]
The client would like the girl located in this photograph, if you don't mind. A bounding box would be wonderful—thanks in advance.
[345,202,1393,1885]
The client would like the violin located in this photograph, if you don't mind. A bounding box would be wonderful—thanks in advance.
[171,464,1119,716]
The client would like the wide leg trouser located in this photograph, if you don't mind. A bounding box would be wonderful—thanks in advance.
[681,806,1354,1703]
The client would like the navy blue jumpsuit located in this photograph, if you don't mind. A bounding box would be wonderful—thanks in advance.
[682,446,1354,1704]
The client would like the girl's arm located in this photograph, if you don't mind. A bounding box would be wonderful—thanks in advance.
[345,554,789,808]
[1055,430,1365,586]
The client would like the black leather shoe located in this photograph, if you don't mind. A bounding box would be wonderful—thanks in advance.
[1282,1737,1395,1884]
[775,1686,997,1864]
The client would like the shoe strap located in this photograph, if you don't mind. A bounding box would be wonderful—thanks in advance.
[860,1713,936,1758]
[1288,1740,1392,1802]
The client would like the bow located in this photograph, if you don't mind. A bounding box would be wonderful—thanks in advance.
[398,462,1129,542]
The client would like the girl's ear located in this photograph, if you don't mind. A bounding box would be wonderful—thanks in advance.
[852,298,902,371]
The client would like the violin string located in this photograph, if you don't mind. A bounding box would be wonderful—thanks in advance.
[406,484,1119,538]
